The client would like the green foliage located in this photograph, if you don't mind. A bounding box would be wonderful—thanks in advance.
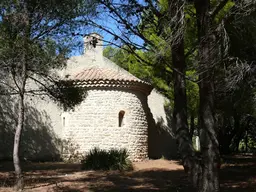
[102,0,256,155]
[214,1,235,23]
[49,80,87,110]
[0,0,97,190]
[0,0,97,104]
[0,0,98,77]
[103,46,173,98]
[81,148,133,171]
[239,138,256,153]
[104,46,152,81]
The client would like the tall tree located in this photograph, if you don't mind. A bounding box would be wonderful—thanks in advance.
[216,7,256,154]
[194,0,220,190]
[0,0,96,190]
[91,0,256,191]
[95,0,201,189]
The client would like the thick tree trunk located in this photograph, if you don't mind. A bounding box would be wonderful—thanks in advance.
[169,0,221,190]
[172,42,203,189]
[172,37,193,164]
[198,78,220,192]
[168,1,201,190]
[195,0,220,191]
[233,114,241,152]
[172,38,201,192]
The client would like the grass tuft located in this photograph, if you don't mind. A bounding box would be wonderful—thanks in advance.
[81,147,133,171]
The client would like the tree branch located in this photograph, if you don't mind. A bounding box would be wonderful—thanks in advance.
[211,0,229,19]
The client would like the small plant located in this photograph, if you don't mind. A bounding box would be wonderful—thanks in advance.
[161,155,166,160]
[81,147,133,171]
[61,138,83,163]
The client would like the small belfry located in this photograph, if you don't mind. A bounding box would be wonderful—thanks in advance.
[83,33,103,54]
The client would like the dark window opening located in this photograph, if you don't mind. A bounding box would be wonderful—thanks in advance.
[90,37,98,48]
[62,117,66,127]
[118,110,125,127]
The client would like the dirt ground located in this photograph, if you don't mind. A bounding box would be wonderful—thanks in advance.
[0,156,255,192]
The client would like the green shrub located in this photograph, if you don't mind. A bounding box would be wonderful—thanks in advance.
[81,147,133,171]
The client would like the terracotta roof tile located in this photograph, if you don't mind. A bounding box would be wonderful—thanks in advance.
[72,67,144,83]
[68,67,153,95]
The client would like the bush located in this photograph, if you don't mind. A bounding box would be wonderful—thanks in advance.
[81,148,133,171]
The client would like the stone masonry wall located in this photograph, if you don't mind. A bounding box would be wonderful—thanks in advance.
[62,88,149,161]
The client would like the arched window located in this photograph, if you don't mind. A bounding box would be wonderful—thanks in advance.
[118,110,125,127]
[61,112,68,128]
[62,117,66,127]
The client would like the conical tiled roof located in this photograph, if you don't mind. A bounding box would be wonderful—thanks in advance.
[73,67,142,82]
[62,33,153,95]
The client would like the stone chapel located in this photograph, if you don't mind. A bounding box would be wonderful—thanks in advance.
[0,33,176,161]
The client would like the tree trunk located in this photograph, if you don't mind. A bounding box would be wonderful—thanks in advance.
[12,4,30,190]
[198,77,220,192]
[172,35,194,167]
[190,114,195,139]
[13,92,25,191]
[172,37,201,192]
[233,114,241,152]
[168,1,201,190]
[13,61,27,191]
[195,0,220,191]
[245,130,248,152]
[13,64,26,191]
[13,30,27,192]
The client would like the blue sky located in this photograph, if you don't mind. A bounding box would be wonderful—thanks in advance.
[71,3,145,56]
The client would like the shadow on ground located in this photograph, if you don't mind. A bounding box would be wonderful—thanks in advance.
[220,155,256,192]
[0,157,255,192]
[0,160,193,192]
[84,169,192,192]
